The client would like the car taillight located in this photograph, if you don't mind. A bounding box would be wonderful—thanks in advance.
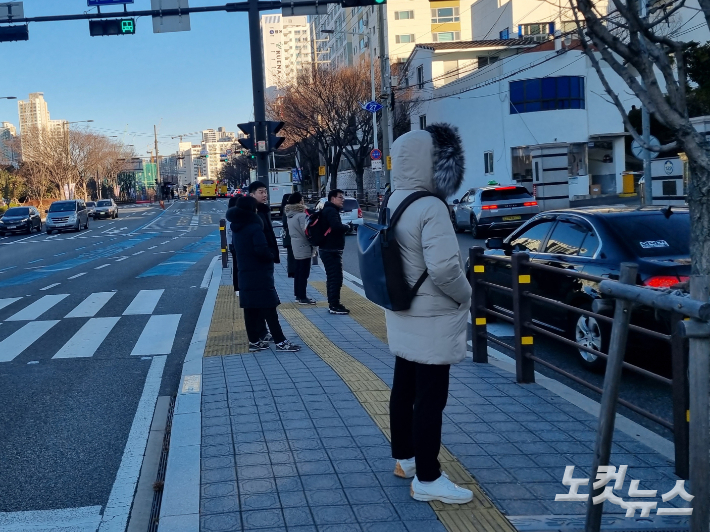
[495,186,516,190]
[358,208,362,218]
[643,276,689,288]
[481,205,498,210]
[523,201,538,207]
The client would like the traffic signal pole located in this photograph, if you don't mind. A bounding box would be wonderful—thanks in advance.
[248,0,269,183]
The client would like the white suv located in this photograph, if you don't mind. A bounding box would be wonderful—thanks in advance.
[315,197,364,233]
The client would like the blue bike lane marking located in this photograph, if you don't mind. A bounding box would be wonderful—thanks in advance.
[137,231,220,278]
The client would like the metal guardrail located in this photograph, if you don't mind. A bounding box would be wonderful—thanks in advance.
[467,246,709,532]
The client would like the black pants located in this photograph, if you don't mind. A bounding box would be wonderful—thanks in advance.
[390,356,450,482]
[286,246,296,278]
[243,308,286,344]
[229,246,238,291]
[294,258,311,300]
[319,249,343,307]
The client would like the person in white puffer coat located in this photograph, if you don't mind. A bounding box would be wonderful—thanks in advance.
[386,123,473,504]
[285,192,316,305]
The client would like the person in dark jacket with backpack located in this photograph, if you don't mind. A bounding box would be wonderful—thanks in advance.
[227,195,300,353]
[319,189,351,315]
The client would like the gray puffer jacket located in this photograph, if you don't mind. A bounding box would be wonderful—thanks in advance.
[385,124,472,366]
[285,203,312,260]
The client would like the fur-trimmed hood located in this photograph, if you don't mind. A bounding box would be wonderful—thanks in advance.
[226,206,263,233]
[390,123,464,198]
[284,203,306,218]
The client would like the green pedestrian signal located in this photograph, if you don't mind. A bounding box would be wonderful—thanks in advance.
[121,19,135,34]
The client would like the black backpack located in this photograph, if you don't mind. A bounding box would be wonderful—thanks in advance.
[357,191,446,311]
[304,209,331,247]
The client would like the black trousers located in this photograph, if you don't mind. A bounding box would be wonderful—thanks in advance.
[390,356,450,482]
[229,246,238,291]
[294,258,311,300]
[243,308,286,344]
[319,249,343,307]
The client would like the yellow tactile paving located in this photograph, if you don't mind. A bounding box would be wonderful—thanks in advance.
[204,286,249,356]
[278,307,516,532]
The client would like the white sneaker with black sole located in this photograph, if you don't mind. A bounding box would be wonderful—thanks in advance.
[275,340,300,352]
[410,474,473,504]
[248,341,269,352]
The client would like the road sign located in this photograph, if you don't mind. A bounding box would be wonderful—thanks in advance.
[386,156,391,170]
[151,0,191,34]
[371,160,383,172]
[362,101,383,113]
[0,2,23,21]
[318,166,326,176]
[631,135,660,160]
[87,0,133,5]
[370,148,382,161]
[226,149,232,156]
[292,168,302,183]
[257,140,267,152]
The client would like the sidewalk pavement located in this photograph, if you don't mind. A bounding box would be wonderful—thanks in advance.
[159,255,692,532]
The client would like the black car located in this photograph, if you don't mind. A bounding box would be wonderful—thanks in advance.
[482,206,690,371]
[0,206,43,235]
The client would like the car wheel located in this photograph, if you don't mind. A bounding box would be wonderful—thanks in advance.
[451,211,463,233]
[46,229,52,235]
[76,221,81,232]
[115,212,118,218]
[85,217,89,229]
[26,224,32,234]
[470,215,481,239]
[573,312,608,372]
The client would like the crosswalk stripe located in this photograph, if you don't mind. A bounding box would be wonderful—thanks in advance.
[65,292,116,318]
[0,297,21,312]
[130,314,181,356]
[0,321,60,362]
[123,289,164,315]
[5,294,69,321]
[53,317,121,359]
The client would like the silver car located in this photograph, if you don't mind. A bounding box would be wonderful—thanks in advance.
[45,200,89,234]
[451,185,539,238]
[94,199,118,219]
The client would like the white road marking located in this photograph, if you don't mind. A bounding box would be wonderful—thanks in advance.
[53,317,120,359]
[132,251,145,256]
[95,264,110,270]
[6,294,69,321]
[160,240,170,245]
[115,256,128,262]
[0,266,17,273]
[123,289,164,315]
[68,272,86,280]
[190,215,199,226]
[148,245,157,250]
[99,356,166,532]
[65,292,116,318]
[0,320,60,362]
[0,505,102,531]
[0,297,22,312]
[39,283,61,291]
[130,314,181,356]
[201,256,220,289]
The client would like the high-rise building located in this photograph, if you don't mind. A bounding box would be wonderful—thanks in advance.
[217,127,236,141]
[1,122,17,166]
[202,129,218,143]
[17,93,67,159]
[262,15,313,94]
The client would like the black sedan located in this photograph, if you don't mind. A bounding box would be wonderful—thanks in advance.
[481,206,690,371]
[0,206,43,235]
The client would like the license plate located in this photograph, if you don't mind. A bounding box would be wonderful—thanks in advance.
[502,215,521,221]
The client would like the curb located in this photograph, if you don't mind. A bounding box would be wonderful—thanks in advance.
[158,257,222,531]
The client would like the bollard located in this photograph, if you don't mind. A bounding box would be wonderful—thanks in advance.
[511,252,535,383]
[469,246,488,363]
[219,219,228,269]
[670,312,690,480]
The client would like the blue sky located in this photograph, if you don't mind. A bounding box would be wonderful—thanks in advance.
[1,0,276,154]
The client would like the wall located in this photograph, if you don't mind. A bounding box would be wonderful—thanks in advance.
[471,0,512,40]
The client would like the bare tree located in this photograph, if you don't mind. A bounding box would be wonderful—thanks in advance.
[569,0,710,273]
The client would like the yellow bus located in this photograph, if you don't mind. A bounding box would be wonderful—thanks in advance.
[218,183,228,197]
[198,179,217,200]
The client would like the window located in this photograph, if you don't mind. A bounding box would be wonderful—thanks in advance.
[416,65,424,89]
[509,220,556,253]
[419,115,427,130]
[395,10,414,20]
[477,56,499,68]
[510,76,585,114]
[519,22,554,41]
[395,34,416,44]
[544,220,589,255]
[511,147,533,182]
[431,7,459,23]
[562,20,583,33]
[432,31,461,42]
[484,151,494,174]
[499,27,509,39]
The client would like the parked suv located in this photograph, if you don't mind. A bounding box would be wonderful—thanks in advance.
[45,200,89,234]
[451,185,539,238]
[315,197,363,233]
[0,206,42,235]
[94,199,118,219]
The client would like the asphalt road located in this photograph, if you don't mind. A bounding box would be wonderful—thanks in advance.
[342,222,675,442]
[0,199,227,525]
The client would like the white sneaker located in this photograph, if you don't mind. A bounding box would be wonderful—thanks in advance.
[410,474,473,504]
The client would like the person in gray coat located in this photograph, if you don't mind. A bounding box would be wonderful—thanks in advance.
[387,124,473,504]
[285,192,316,305]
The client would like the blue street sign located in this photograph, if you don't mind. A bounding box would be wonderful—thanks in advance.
[292,168,302,183]
[88,0,134,5]
[362,101,383,113]
[370,148,382,161]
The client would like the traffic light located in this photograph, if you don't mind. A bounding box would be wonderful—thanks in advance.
[237,122,256,153]
[0,25,29,42]
[267,121,285,151]
[341,0,385,7]
[89,18,136,37]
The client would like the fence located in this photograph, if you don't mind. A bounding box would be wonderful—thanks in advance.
[467,246,709,532]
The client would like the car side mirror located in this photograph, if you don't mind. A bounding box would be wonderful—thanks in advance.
[485,237,506,250]
[452,199,459,205]
[44,210,48,214]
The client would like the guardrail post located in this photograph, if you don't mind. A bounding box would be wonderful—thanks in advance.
[219,219,228,269]
[469,246,488,363]
[511,252,535,383]
[670,312,690,480]
[585,262,637,532]
[688,275,709,532]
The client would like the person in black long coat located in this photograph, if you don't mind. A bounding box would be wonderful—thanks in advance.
[226,196,239,293]
[227,195,300,353]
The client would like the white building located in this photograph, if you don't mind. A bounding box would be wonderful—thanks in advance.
[1,121,17,166]
[402,38,639,208]
[202,129,218,143]
[262,15,313,93]
[17,93,67,159]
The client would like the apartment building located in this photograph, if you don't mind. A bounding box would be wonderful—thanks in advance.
[262,15,313,93]
[17,93,67,159]
[1,121,17,166]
